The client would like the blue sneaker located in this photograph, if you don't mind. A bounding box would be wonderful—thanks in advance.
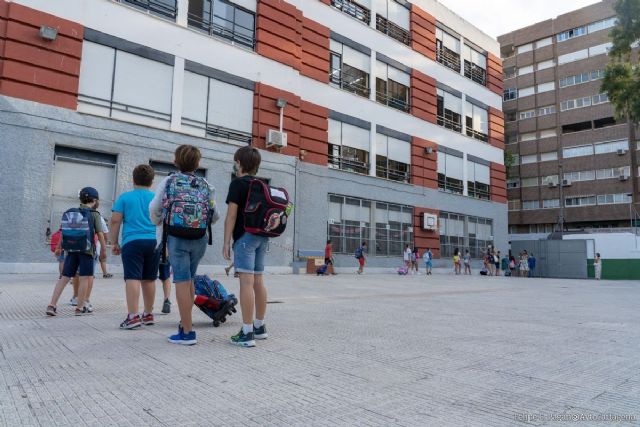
[168,327,197,345]
[253,324,268,340]
[230,328,255,347]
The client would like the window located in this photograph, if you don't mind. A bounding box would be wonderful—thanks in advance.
[562,121,592,134]
[372,201,414,257]
[330,0,371,24]
[564,170,595,182]
[560,96,591,111]
[519,110,535,120]
[150,161,206,184]
[537,60,555,71]
[181,71,253,143]
[589,42,612,57]
[588,17,616,33]
[565,196,596,207]
[594,117,617,129]
[505,111,517,122]
[465,102,488,142]
[503,88,517,101]
[463,44,487,85]
[508,199,521,211]
[558,49,588,64]
[437,151,464,194]
[594,139,628,154]
[511,153,520,164]
[521,177,539,187]
[50,146,117,232]
[330,39,370,98]
[557,26,587,42]
[539,151,558,162]
[537,82,555,93]
[516,43,533,54]
[541,175,559,186]
[328,119,370,175]
[376,0,410,45]
[597,193,632,205]
[376,133,411,183]
[522,200,540,210]
[539,129,557,139]
[559,70,603,88]
[535,37,552,49]
[518,65,533,76]
[437,89,462,133]
[436,27,461,72]
[538,105,556,116]
[466,161,490,200]
[504,67,516,80]
[118,0,177,20]
[563,145,594,158]
[78,42,173,129]
[506,178,519,189]
[440,212,493,259]
[591,69,605,80]
[188,0,255,48]
[520,132,536,142]
[592,93,609,105]
[518,86,535,98]
[327,195,372,255]
[542,199,560,208]
[376,61,410,112]
[596,166,630,179]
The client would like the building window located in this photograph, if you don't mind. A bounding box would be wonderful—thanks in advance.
[375,134,411,183]
[375,0,410,45]
[330,0,371,25]
[539,151,558,162]
[557,25,587,42]
[517,65,533,76]
[508,199,521,211]
[518,86,535,98]
[535,37,552,49]
[520,132,536,142]
[565,196,596,207]
[560,96,591,112]
[537,59,555,71]
[597,193,632,205]
[594,139,628,154]
[538,105,556,116]
[440,212,493,259]
[117,0,177,20]
[505,111,517,122]
[437,89,462,133]
[563,145,594,158]
[539,129,557,139]
[596,166,630,179]
[330,40,370,98]
[376,62,410,112]
[187,0,255,48]
[537,82,555,93]
[519,110,535,120]
[78,41,173,129]
[516,43,532,54]
[564,170,595,182]
[436,27,461,72]
[503,88,517,101]
[50,147,117,232]
[521,177,538,187]
[522,200,540,210]
[465,102,488,142]
[541,175,559,186]
[373,201,414,257]
[542,199,560,209]
[463,44,486,85]
[506,178,519,189]
[592,93,609,105]
[437,151,463,195]
[520,155,537,165]
[467,161,490,200]
[328,119,370,175]
[504,67,516,80]
[588,17,617,33]
[558,49,588,65]
[589,42,612,57]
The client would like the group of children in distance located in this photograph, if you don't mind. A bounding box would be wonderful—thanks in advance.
[46,144,269,347]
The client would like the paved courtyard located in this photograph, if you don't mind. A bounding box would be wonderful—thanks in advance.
[0,272,639,426]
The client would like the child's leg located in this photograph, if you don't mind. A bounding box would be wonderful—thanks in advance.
[162,279,171,300]
[72,275,79,298]
[254,274,267,321]
[141,280,155,314]
[125,280,141,314]
[175,280,193,331]
[238,273,255,324]
[87,276,94,300]
[49,276,71,307]
[76,276,91,310]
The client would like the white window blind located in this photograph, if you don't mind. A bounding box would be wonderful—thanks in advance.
[539,129,557,139]
[467,162,490,184]
[78,41,115,102]
[387,65,410,86]
[343,45,370,72]
[537,82,555,93]
[182,71,208,123]
[441,90,462,114]
[535,37,552,48]
[520,132,536,142]
[437,28,460,53]
[207,79,253,133]
[537,60,555,70]
[540,151,558,161]
[518,65,533,76]
[519,86,535,97]
[589,42,612,57]
[558,49,588,64]
[521,154,537,164]
[387,0,410,30]
[341,122,370,151]
[516,43,532,54]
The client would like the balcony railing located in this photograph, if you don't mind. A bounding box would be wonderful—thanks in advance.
[118,0,177,20]
[330,69,370,98]
[376,91,410,112]
[328,154,369,175]
[331,0,371,25]
[376,14,410,46]
[376,166,410,183]
[437,114,462,133]
[466,128,489,142]
[436,45,461,73]
[437,176,463,194]
[464,60,487,86]
[188,12,255,48]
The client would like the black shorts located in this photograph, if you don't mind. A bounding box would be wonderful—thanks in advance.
[159,260,171,281]
[121,239,160,281]
[324,257,333,265]
[62,252,94,277]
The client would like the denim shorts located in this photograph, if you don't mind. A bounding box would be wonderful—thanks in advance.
[167,235,206,282]
[62,252,94,277]
[121,239,160,281]
[233,233,269,275]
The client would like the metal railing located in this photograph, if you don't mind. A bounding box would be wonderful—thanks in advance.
[376,90,410,112]
[437,114,462,133]
[328,154,369,175]
[376,166,410,183]
[206,124,252,144]
[331,0,371,24]
[188,11,255,48]
[376,14,411,46]
[436,45,461,72]
[330,69,370,98]
[437,177,463,194]
[466,128,488,142]
[464,60,487,86]
[118,0,177,20]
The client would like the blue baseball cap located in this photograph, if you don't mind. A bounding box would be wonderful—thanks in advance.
[79,187,99,200]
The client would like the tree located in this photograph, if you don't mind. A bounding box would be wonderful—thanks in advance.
[601,0,640,205]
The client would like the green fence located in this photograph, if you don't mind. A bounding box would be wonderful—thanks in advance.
[587,259,640,280]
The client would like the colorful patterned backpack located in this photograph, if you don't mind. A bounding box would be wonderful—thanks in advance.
[162,173,212,243]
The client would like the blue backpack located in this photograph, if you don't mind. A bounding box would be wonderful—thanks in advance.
[60,208,95,254]
[162,173,212,241]
[354,246,363,259]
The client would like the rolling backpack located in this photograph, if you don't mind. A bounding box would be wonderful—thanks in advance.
[193,275,238,327]
[243,178,292,237]
[162,173,213,244]
[397,266,409,275]
[316,264,328,276]
[60,208,95,255]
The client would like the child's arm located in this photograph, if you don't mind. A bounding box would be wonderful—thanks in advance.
[110,213,123,256]
[54,240,62,256]
[149,176,169,226]
[207,182,221,225]
[97,231,107,260]
[223,202,238,261]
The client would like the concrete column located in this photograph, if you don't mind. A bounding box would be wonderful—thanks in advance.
[370,50,377,102]
[176,0,188,27]
[369,0,378,30]
[170,57,185,131]
[459,36,465,76]
[369,120,377,177]
[462,152,469,196]
[460,93,467,137]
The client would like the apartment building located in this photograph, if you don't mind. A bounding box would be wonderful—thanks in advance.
[499,0,637,238]
[0,0,505,271]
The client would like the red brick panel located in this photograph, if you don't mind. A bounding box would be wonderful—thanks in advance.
[490,162,507,204]
[413,207,440,259]
[410,69,437,124]
[487,52,503,96]
[253,82,301,158]
[301,17,330,83]
[300,100,329,166]
[410,137,437,189]
[0,0,83,110]
[410,4,436,61]
[488,107,504,150]
[256,0,302,72]
[319,0,331,5]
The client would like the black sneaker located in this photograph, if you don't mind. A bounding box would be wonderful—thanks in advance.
[74,306,91,316]
[253,324,268,340]
[161,299,171,314]
[230,329,255,347]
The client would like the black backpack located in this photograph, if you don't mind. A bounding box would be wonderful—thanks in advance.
[243,179,292,237]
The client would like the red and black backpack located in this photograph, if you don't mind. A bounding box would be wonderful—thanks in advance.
[243,179,291,238]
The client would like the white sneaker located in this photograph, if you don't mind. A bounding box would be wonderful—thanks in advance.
[70,297,77,306]
[85,301,94,313]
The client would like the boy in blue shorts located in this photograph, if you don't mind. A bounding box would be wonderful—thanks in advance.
[223,146,268,347]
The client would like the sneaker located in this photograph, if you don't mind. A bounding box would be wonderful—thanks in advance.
[46,305,57,316]
[141,313,154,325]
[70,297,77,306]
[161,299,171,314]
[85,301,94,313]
[230,329,256,347]
[253,324,268,340]
[168,328,197,345]
[120,315,141,329]
[74,307,90,316]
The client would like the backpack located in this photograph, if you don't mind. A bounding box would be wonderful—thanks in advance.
[316,264,328,276]
[50,230,62,253]
[397,266,408,275]
[60,208,95,254]
[162,173,212,243]
[354,246,363,259]
[243,178,292,237]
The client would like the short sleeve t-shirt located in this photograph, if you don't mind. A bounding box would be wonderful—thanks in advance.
[79,204,104,256]
[112,189,156,247]
[226,176,252,242]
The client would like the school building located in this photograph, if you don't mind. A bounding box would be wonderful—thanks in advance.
[0,0,506,272]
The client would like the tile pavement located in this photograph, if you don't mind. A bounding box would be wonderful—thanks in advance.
[0,272,639,426]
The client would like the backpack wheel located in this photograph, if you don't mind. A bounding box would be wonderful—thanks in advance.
[213,320,220,327]
[220,317,226,323]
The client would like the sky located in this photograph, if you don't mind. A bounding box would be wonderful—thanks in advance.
[438,0,601,39]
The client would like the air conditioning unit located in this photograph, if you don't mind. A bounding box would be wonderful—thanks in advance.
[617,148,628,155]
[266,129,287,148]
[619,174,629,181]
[562,179,572,187]
[547,182,558,188]
[422,213,437,230]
